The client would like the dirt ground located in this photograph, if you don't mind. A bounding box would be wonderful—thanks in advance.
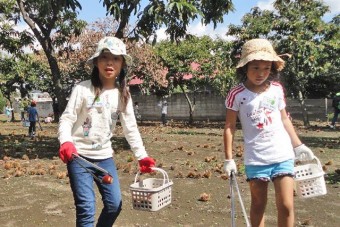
[0,114,339,227]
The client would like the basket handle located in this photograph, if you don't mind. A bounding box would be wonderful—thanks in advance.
[295,156,323,171]
[314,157,323,170]
[134,167,170,185]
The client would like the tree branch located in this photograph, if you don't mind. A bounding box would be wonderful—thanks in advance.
[16,0,43,41]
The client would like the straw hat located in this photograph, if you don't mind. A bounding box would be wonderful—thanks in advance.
[236,39,285,71]
[87,36,132,67]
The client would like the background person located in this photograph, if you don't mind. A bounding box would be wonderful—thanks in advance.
[58,36,156,226]
[44,116,53,123]
[134,101,142,122]
[5,104,13,122]
[27,100,39,137]
[19,98,29,121]
[161,100,168,125]
[329,92,340,129]
[223,39,315,227]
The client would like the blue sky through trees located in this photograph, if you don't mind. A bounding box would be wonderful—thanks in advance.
[78,0,339,41]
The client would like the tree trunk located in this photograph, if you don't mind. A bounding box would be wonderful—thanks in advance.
[45,54,68,116]
[52,98,60,123]
[11,111,15,122]
[179,84,195,125]
[297,90,310,126]
[18,0,67,120]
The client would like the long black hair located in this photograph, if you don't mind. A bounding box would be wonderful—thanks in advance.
[90,64,130,112]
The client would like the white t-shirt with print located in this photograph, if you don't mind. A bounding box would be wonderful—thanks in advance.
[58,80,147,160]
[225,82,294,165]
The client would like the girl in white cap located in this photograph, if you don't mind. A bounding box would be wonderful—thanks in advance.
[223,39,314,227]
[58,36,156,226]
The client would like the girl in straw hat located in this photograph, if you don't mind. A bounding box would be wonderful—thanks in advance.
[223,39,314,227]
[58,36,156,226]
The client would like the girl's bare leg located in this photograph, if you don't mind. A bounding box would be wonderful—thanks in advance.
[249,180,269,227]
[273,176,295,227]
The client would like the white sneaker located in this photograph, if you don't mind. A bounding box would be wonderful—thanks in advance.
[329,125,335,129]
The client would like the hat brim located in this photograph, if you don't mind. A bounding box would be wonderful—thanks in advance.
[86,49,132,67]
[236,51,285,71]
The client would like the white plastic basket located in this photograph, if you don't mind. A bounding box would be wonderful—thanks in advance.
[130,167,173,211]
[294,157,327,198]
[22,120,30,127]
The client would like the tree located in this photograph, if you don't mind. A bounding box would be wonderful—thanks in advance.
[304,14,340,98]
[129,42,168,94]
[0,91,6,114]
[1,0,236,119]
[227,0,339,126]
[101,0,234,41]
[208,38,236,97]
[0,55,47,121]
[0,57,18,121]
[0,0,87,115]
[274,1,339,125]
[51,17,168,96]
[156,36,228,124]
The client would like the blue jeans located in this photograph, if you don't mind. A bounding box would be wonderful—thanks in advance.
[67,156,122,227]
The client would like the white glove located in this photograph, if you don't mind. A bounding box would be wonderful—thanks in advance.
[223,159,237,176]
[294,144,314,161]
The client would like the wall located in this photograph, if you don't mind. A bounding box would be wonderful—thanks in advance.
[285,99,331,122]
[132,93,333,122]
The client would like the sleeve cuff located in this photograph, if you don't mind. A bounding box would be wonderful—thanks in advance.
[134,150,148,160]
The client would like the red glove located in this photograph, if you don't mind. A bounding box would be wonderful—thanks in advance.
[59,142,78,163]
[138,157,156,173]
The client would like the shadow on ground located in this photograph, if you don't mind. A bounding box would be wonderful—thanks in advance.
[299,135,340,150]
[0,134,130,160]
[325,172,340,184]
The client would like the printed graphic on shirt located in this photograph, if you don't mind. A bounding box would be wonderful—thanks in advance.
[240,97,246,105]
[111,111,120,121]
[260,96,276,111]
[104,94,110,109]
[83,92,121,150]
[87,96,104,113]
[247,96,276,130]
[109,109,119,132]
[82,117,92,136]
[256,109,272,129]
[91,141,102,150]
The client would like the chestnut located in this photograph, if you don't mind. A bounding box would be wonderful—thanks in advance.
[102,175,113,184]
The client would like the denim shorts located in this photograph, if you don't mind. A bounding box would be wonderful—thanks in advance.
[245,159,294,182]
